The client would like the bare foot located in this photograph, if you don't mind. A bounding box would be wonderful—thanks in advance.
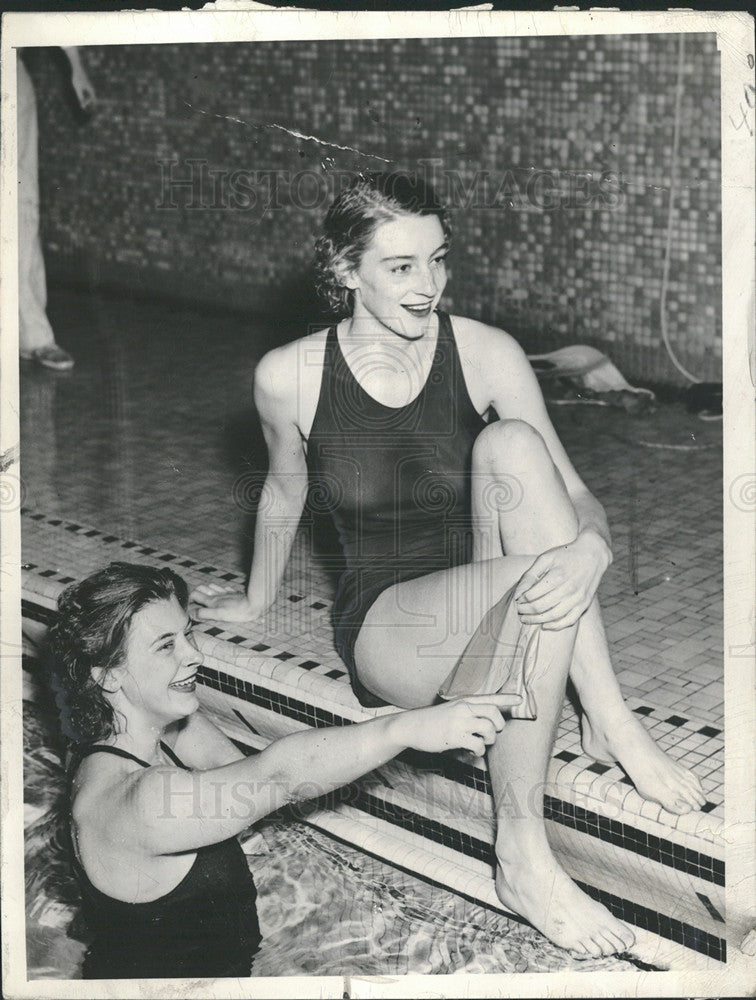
[581,712,706,814]
[495,841,635,958]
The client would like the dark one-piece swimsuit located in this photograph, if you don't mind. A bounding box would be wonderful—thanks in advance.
[305,310,487,706]
[70,742,261,980]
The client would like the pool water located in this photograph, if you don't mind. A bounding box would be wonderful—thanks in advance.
[23,696,637,980]
[245,825,635,977]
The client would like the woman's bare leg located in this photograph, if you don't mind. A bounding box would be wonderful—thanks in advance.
[569,605,705,811]
[355,556,532,709]
[473,419,704,814]
[352,417,705,951]
[470,420,635,955]
[355,562,633,956]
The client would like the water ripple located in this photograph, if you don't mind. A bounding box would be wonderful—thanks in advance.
[248,822,636,977]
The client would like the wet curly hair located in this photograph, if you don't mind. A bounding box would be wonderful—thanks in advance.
[313,171,452,318]
[47,562,189,745]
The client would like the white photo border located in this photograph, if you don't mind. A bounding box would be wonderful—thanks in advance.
[1,8,753,999]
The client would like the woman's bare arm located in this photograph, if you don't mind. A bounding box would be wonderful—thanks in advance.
[192,346,308,622]
[245,348,309,610]
[110,694,520,856]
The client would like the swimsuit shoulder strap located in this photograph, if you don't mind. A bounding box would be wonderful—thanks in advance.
[77,743,189,769]
[159,741,190,770]
[323,323,343,381]
[433,309,488,426]
[77,744,152,768]
[436,309,456,353]
[306,325,339,453]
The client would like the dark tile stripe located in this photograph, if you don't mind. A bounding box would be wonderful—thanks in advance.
[575,881,726,962]
[21,599,57,627]
[543,797,723,886]
[21,510,245,580]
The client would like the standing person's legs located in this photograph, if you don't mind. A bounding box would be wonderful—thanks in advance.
[17,60,73,371]
[469,420,633,954]
[472,418,704,814]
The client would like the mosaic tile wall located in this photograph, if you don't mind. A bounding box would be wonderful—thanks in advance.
[28,33,721,384]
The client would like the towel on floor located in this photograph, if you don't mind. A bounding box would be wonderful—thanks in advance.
[528,345,656,412]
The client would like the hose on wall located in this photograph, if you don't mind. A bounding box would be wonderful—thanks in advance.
[660,33,704,385]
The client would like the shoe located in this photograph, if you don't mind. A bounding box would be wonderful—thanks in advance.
[22,345,75,371]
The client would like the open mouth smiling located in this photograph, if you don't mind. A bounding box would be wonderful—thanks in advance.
[169,673,197,692]
[401,302,434,318]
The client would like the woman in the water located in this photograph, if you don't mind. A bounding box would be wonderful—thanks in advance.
[49,560,517,979]
[193,172,705,958]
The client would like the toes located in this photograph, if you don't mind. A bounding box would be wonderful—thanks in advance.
[681,769,704,794]
[685,787,706,809]
[589,933,611,958]
[570,945,592,961]
[621,925,636,950]
[681,781,703,799]
[604,925,633,954]
[596,930,621,955]
[661,772,706,811]
[572,940,600,960]
[691,784,707,806]
[570,922,633,960]
[574,933,603,959]
[676,766,705,799]
[599,928,623,954]
[568,930,601,960]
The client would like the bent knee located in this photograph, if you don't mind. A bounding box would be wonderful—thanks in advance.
[472,418,548,470]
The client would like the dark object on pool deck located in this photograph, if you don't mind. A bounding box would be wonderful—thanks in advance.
[683,382,723,420]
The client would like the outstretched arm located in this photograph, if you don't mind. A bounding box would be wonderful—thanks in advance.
[118,694,522,855]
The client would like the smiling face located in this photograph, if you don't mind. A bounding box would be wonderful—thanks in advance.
[112,597,201,728]
[345,214,449,339]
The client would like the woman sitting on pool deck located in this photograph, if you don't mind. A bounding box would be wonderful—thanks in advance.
[48,561,519,980]
[192,171,705,959]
